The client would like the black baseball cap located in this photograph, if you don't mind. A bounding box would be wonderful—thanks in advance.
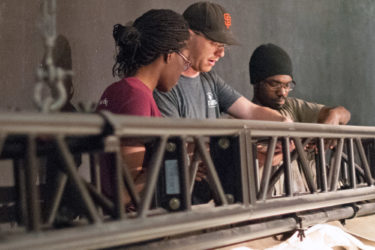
[183,1,238,45]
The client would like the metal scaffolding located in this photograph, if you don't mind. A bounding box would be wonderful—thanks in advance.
[1,0,372,248]
[0,112,374,249]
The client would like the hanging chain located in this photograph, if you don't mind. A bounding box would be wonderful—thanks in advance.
[34,0,73,113]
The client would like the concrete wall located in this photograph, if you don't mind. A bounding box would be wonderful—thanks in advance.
[1,0,374,126]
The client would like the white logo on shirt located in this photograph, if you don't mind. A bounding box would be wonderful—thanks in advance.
[99,98,108,107]
[207,92,218,108]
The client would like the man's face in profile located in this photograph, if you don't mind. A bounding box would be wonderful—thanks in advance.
[186,30,226,73]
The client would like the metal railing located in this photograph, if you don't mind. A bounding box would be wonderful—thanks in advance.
[5,0,372,248]
[0,111,374,249]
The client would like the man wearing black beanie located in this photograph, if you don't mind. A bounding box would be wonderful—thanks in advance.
[249,43,351,194]
[249,43,350,124]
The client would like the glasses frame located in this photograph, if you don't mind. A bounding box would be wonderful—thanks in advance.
[175,50,192,71]
[262,79,296,92]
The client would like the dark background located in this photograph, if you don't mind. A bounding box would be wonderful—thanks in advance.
[1,0,374,125]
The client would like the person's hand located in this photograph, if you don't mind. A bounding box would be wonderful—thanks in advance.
[195,162,208,182]
[324,139,337,150]
[187,142,210,182]
[257,142,283,167]
[304,138,337,153]
[256,139,295,167]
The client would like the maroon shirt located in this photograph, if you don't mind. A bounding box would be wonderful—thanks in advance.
[97,77,161,199]
[97,77,161,117]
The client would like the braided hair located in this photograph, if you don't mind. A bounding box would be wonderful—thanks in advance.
[112,9,189,78]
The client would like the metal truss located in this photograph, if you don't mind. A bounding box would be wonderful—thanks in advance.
[0,111,375,249]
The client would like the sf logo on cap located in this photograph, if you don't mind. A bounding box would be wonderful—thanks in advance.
[224,13,231,29]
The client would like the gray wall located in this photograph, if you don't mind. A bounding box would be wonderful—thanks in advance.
[1,0,375,125]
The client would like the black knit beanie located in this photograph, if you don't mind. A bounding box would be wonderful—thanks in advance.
[249,43,293,84]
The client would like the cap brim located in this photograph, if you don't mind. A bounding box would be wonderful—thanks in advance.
[204,30,239,45]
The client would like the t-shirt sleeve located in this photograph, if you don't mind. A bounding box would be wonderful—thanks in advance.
[288,97,325,123]
[212,72,242,113]
[153,89,180,118]
[118,91,154,116]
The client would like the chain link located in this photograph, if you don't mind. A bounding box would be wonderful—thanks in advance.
[34,0,73,113]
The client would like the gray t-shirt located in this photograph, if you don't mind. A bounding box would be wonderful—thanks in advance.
[154,71,241,119]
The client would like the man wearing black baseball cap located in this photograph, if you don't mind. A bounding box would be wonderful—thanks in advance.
[154,2,288,122]
[250,43,350,124]
[154,2,292,204]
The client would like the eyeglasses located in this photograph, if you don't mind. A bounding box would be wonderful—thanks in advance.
[176,51,192,71]
[209,40,228,50]
[262,80,296,91]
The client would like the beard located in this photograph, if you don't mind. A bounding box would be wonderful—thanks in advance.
[268,97,286,110]
[254,84,286,110]
[258,94,286,110]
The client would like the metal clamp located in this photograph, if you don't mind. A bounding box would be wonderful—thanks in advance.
[293,214,306,242]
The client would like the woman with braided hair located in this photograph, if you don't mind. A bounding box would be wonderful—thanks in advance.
[98,9,190,115]
[97,9,190,209]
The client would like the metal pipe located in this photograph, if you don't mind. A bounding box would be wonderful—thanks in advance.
[2,112,375,138]
[330,138,344,191]
[139,136,168,217]
[318,138,328,192]
[258,136,277,200]
[239,131,249,206]
[128,202,375,250]
[180,136,191,211]
[25,135,41,231]
[45,171,68,225]
[195,136,228,206]
[4,202,375,250]
[121,160,141,209]
[282,137,292,196]
[298,203,375,227]
[85,181,115,215]
[293,137,317,193]
[89,153,101,191]
[246,132,257,206]
[355,138,374,185]
[113,142,125,218]
[13,159,28,226]
[347,139,356,189]
[99,111,375,138]
[189,147,200,195]
[267,138,313,196]
[55,136,101,224]
[341,152,365,178]
[126,218,297,250]
[0,112,104,136]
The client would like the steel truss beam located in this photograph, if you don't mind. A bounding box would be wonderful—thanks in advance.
[0,111,374,249]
